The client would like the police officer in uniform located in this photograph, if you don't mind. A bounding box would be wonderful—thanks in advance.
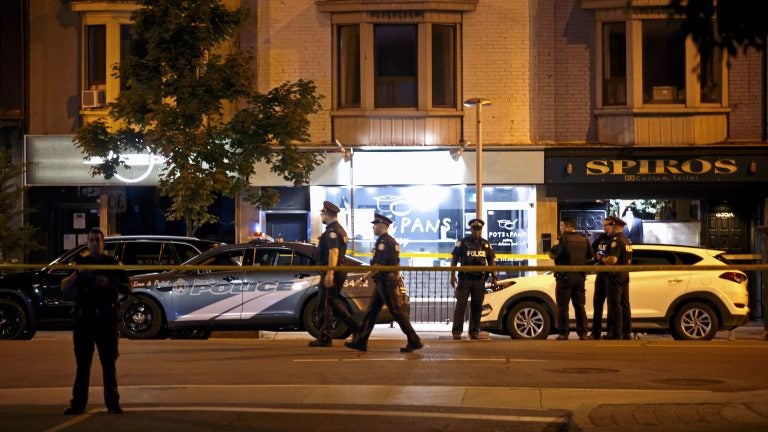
[590,230,611,340]
[548,217,594,340]
[345,214,422,353]
[309,201,359,347]
[450,219,497,340]
[61,228,129,415]
[597,216,633,340]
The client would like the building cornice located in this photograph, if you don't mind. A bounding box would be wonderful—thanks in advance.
[315,0,477,13]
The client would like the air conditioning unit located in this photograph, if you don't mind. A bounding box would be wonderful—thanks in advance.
[81,90,106,108]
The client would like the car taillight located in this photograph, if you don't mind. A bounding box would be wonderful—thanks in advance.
[719,272,748,284]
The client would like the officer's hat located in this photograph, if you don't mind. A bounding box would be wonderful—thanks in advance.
[371,213,393,227]
[605,216,626,227]
[321,201,340,216]
[468,218,485,229]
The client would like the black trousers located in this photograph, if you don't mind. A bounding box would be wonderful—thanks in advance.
[555,276,588,337]
[356,276,419,346]
[591,273,607,335]
[606,277,631,338]
[70,320,120,411]
[453,278,486,335]
[316,271,357,342]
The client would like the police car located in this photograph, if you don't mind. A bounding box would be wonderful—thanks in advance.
[0,236,221,340]
[120,241,397,339]
[480,244,750,341]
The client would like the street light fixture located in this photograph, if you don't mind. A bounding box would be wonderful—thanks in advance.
[463,98,492,222]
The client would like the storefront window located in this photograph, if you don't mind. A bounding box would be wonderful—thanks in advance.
[315,185,537,277]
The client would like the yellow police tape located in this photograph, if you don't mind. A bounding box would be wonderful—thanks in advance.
[1,263,768,274]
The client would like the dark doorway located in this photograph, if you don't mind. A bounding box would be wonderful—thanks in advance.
[265,212,308,243]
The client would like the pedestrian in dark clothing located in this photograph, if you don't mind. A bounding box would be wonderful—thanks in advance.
[548,217,594,340]
[61,228,129,415]
[597,216,633,340]
[309,201,359,347]
[345,213,422,353]
[450,219,497,340]
[590,231,611,340]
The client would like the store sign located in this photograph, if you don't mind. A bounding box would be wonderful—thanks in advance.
[24,135,164,186]
[547,155,768,183]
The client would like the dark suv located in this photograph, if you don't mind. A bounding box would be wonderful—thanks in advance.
[0,236,221,340]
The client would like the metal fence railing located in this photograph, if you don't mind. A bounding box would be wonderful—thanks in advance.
[402,260,531,323]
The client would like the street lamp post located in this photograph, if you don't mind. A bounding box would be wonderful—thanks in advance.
[463,98,492,221]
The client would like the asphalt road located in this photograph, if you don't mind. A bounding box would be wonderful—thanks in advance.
[1,325,767,432]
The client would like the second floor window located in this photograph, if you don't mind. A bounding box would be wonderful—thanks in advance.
[642,20,685,104]
[432,24,456,108]
[86,25,106,89]
[602,22,626,106]
[375,25,417,108]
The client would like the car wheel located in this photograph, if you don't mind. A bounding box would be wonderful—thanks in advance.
[302,296,351,340]
[169,329,211,340]
[0,299,33,340]
[119,296,165,339]
[506,301,551,340]
[672,302,718,340]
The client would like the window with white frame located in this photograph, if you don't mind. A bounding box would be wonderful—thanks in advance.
[642,20,686,104]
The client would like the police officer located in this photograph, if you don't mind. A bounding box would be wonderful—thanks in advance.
[597,216,633,340]
[548,217,594,340]
[61,228,129,415]
[590,229,611,340]
[345,213,422,353]
[450,219,497,340]
[309,201,359,347]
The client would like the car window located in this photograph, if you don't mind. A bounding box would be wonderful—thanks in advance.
[631,250,677,266]
[121,242,162,265]
[255,250,278,266]
[294,252,314,266]
[198,249,249,273]
[276,251,295,266]
[675,252,703,265]
[173,243,202,263]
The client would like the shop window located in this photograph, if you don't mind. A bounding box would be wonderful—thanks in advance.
[432,24,456,108]
[374,25,417,108]
[338,25,361,108]
[642,20,685,104]
[86,24,107,89]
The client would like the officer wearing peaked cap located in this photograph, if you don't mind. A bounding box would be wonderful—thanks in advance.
[345,213,422,353]
[597,216,633,340]
[309,201,360,347]
[450,218,497,340]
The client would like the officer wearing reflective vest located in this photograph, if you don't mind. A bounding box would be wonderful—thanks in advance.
[450,219,497,340]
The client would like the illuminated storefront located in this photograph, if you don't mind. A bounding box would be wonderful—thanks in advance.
[545,147,768,318]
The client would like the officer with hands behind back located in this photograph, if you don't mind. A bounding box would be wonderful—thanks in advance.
[548,217,595,340]
[345,213,422,353]
[61,228,129,415]
[309,201,360,347]
[450,219,497,340]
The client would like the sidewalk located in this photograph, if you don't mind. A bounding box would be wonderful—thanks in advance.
[222,320,768,341]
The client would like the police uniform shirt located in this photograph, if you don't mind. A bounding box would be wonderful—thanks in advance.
[549,232,594,267]
[318,221,348,266]
[593,233,611,261]
[72,253,129,320]
[605,232,633,282]
[452,236,496,278]
[370,232,399,279]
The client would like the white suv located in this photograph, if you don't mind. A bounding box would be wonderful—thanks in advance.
[480,244,749,340]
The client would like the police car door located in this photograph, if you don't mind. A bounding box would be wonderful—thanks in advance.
[241,248,319,323]
[171,247,250,325]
